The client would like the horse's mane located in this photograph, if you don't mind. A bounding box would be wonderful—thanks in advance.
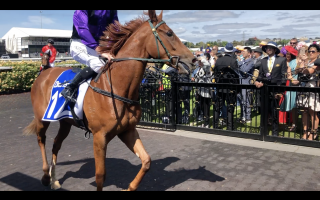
[97,13,149,56]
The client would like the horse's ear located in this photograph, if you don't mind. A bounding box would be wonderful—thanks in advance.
[148,10,158,23]
[158,10,163,21]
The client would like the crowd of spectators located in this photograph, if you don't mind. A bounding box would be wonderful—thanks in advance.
[146,38,320,141]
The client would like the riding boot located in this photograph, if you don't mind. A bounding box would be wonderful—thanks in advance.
[61,67,97,102]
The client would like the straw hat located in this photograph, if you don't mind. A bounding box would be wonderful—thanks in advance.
[235,45,244,51]
[259,41,268,46]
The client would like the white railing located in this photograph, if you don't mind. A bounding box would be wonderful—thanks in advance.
[0,63,82,71]
[0,57,74,61]
[21,41,70,46]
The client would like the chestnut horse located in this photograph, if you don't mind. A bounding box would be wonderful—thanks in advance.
[23,10,195,191]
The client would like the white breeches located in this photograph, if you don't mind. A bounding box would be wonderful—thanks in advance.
[70,39,104,73]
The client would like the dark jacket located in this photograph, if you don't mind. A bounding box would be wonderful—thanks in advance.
[257,55,287,85]
[214,54,240,93]
[214,54,239,83]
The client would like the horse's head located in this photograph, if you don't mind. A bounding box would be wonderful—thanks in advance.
[145,10,196,74]
[41,53,50,68]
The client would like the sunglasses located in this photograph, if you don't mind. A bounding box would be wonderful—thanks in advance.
[290,42,297,44]
[308,50,317,53]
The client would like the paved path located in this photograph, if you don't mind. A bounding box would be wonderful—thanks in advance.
[1,92,320,191]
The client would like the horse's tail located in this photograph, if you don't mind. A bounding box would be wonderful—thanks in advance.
[23,118,37,136]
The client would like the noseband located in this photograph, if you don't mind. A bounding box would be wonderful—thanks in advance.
[111,19,180,67]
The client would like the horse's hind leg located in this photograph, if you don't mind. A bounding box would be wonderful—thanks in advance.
[35,120,51,186]
[49,120,72,190]
[118,128,151,191]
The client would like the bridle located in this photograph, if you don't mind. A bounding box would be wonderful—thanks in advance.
[111,19,180,67]
[88,19,181,105]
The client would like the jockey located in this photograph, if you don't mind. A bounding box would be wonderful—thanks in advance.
[61,10,118,102]
[40,38,57,68]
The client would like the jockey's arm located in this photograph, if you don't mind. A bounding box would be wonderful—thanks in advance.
[73,10,99,50]
[49,47,57,63]
[40,46,46,57]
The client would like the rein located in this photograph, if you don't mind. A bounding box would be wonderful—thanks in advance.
[91,19,178,105]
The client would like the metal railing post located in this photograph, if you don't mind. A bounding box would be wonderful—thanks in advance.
[171,77,177,128]
[260,85,269,141]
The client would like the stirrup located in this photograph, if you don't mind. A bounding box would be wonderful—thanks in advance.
[61,88,77,103]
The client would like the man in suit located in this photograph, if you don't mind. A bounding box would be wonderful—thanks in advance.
[213,42,239,130]
[254,41,287,136]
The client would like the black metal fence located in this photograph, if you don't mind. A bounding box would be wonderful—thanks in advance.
[138,75,320,148]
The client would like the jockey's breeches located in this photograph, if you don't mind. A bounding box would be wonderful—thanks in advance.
[70,39,104,73]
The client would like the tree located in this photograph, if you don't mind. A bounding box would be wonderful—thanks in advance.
[232,40,242,46]
[184,42,195,48]
[254,40,261,46]
[195,41,206,48]
[245,38,257,46]
[220,41,228,47]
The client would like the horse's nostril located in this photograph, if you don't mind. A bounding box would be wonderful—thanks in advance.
[192,58,197,63]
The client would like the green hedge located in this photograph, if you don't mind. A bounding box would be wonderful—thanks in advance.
[0,60,86,93]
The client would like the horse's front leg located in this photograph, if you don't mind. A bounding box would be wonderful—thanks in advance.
[93,131,107,191]
[50,120,72,190]
[118,128,151,191]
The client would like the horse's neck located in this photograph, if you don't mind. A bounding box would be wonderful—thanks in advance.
[99,29,150,100]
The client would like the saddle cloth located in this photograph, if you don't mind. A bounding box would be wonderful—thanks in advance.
[42,69,91,121]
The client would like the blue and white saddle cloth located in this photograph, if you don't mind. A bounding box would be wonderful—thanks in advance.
[42,69,91,122]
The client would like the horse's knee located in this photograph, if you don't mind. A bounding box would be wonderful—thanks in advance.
[142,155,151,172]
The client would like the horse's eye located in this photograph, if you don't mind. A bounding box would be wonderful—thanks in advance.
[166,31,173,37]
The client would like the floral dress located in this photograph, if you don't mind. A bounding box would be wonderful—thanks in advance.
[297,60,320,111]
[195,64,213,98]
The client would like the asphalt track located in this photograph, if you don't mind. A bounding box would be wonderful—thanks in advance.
[1,92,320,191]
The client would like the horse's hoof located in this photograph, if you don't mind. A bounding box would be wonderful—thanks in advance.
[41,175,51,186]
[51,180,61,190]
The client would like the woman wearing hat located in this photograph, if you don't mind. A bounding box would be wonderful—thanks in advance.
[280,46,298,131]
[296,44,320,140]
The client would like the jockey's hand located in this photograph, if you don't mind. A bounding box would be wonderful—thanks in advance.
[101,52,114,62]
[95,46,114,62]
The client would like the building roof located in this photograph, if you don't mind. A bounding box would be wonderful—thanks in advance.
[1,27,72,39]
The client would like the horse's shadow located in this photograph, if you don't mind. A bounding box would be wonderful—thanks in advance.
[58,157,225,191]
